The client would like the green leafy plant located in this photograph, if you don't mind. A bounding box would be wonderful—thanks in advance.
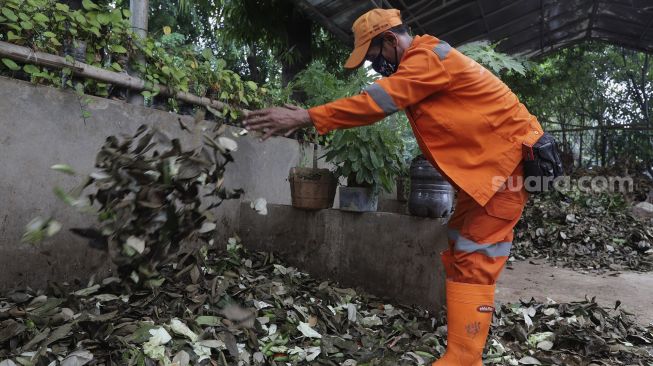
[324,121,405,193]
[458,40,530,76]
[291,61,375,146]
[292,61,374,106]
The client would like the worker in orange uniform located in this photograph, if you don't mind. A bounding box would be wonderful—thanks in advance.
[244,8,544,365]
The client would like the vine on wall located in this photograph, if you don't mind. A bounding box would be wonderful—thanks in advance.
[0,0,269,118]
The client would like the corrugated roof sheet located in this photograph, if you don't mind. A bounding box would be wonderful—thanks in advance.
[295,0,653,56]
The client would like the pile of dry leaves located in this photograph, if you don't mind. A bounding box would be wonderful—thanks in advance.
[1,240,652,365]
[513,188,653,272]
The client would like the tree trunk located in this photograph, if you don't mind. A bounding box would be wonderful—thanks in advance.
[578,131,583,167]
[281,5,312,102]
[600,130,607,167]
[641,53,650,123]
[593,129,599,166]
[642,54,652,176]
[607,135,617,167]
[246,43,265,85]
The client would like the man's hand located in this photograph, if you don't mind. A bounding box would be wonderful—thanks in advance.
[243,104,313,141]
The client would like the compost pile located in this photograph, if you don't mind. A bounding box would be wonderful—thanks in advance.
[1,242,652,366]
[513,189,653,272]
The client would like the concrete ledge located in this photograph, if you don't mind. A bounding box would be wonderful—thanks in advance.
[239,203,449,312]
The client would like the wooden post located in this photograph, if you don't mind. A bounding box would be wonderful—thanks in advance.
[128,0,149,105]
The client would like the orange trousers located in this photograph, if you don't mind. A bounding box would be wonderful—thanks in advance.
[442,165,528,285]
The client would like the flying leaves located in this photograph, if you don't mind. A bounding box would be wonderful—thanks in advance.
[54,124,243,284]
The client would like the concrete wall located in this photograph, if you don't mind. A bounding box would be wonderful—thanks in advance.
[0,76,323,290]
[240,203,449,312]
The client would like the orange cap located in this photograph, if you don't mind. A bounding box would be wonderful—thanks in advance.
[344,8,403,69]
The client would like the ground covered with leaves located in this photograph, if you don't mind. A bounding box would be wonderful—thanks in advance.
[513,189,653,273]
[4,125,652,364]
[1,241,652,366]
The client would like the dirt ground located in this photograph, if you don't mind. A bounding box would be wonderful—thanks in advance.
[497,259,653,325]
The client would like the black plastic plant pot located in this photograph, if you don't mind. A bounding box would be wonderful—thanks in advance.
[408,155,454,218]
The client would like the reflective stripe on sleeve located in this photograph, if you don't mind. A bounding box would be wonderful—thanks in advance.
[365,83,399,115]
[433,41,452,60]
[454,234,512,258]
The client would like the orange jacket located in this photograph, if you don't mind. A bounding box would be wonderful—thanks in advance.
[308,34,543,206]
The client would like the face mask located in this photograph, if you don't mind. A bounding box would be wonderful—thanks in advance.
[371,41,399,77]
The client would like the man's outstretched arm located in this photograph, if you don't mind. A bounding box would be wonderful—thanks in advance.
[242,93,387,141]
[244,45,451,139]
[243,104,313,141]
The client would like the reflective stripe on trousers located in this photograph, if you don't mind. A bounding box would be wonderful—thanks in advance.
[447,229,512,258]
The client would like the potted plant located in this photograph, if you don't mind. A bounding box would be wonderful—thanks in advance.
[288,139,337,210]
[287,62,365,211]
[324,121,404,212]
[290,61,409,211]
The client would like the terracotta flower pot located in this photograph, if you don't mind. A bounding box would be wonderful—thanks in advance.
[288,167,337,210]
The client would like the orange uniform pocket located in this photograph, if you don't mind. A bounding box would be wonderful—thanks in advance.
[461,191,526,244]
[484,193,524,221]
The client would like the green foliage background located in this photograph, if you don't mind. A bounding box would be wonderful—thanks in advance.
[506,42,653,176]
